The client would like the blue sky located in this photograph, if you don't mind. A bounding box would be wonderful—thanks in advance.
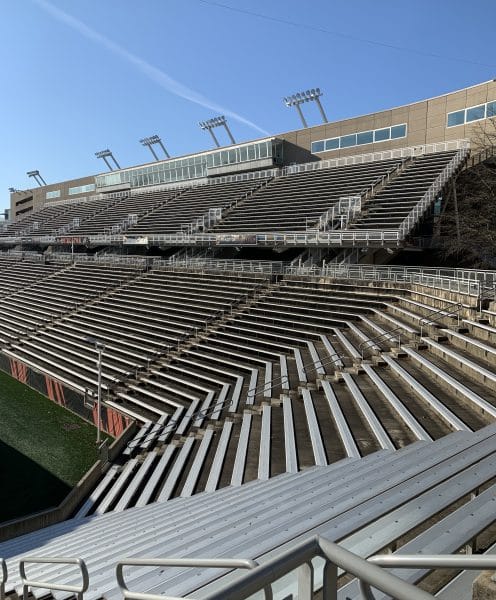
[1,0,495,212]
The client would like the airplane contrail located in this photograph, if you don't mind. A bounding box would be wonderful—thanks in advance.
[32,0,270,136]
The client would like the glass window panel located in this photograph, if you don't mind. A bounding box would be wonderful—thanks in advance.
[357,131,374,145]
[447,110,465,127]
[374,128,390,142]
[340,134,357,148]
[228,149,236,163]
[248,145,256,160]
[391,124,407,139]
[466,105,485,122]
[487,101,496,118]
[311,141,325,153]
[325,138,340,150]
[239,146,248,162]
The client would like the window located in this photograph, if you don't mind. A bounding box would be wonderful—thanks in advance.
[312,123,407,153]
[68,183,96,195]
[96,139,277,188]
[46,190,61,199]
[340,134,357,148]
[391,124,407,139]
[357,131,374,145]
[374,128,390,142]
[466,104,486,123]
[447,110,465,127]
[325,138,340,150]
[311,141,325,153]
[447,100,496,127]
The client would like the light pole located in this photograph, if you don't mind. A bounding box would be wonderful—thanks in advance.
[283,88,329,126]
[26,170,47,186]
[140,135,170,160]
[95,149,121,171]
[85,336,105,444]
[199,116,236,147]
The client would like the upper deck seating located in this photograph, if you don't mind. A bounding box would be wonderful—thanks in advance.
[70,189,178,236]
[213,159,400,232]
[349,151,457,230]
[127,179,267,236]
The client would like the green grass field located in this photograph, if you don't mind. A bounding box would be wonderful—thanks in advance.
[0,370,102,522]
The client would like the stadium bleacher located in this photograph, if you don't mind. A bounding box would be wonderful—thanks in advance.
[0,139,495,599]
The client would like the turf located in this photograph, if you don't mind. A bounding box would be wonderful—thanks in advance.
[0,370,102,522]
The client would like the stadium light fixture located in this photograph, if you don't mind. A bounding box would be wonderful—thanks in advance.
[95,149,121,171]
[199,115,235,147]
[283,87,328,126]
[84,336,106,445]
[140,135,170,161]
[26,170,47,186]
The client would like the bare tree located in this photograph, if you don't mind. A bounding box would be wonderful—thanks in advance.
[436,118,496,268]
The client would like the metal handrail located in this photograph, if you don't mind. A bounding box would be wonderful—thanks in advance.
[0,558,7,600]
[19,556,89,600]
[132,536,433,600]
[359,554,496,599]
[126,350,350,450]
[418,301,465,337]
[116,557,272,600]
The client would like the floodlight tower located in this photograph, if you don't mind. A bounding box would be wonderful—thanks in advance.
[95,149,121,171]
[283,88,328,126]
[199,116,235,147]
[140,135,170,160]
[26,170,47,186]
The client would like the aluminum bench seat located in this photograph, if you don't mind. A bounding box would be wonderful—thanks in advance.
[76,309,188,340]
[341,484,496,600]
[230,412,254,485]
[341,372,395,450]
[321,380,360,458]
[372,307,418,334]
[93,459,139,515]
[107,430,486,599]
[361,364,431,441]
[138,376,202,403]
[0,442,440,568]
[382,353,470,431]
[332,327,361,360]
[55,321,157,356]
[439,327,496,361]
[42,329,144,368]
[16,338,123,382]
[4,345,112,390]
[115,391,171,417]
[63,314,179,348]
[113,452,159,513]
[403,345,496,419]
[74,465,121,519]
[126,384,189,409]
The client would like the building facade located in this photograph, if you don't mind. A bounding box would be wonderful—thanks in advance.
[10,79,496,221]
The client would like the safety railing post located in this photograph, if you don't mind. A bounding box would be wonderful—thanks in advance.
[297,562,314,600]
[322,560,338,600]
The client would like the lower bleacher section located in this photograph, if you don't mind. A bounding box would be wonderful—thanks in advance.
[0,425,495,599]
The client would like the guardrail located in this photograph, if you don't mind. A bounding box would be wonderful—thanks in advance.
[281,139,470,175]
[398,145,470,240]
[360,554,496,598]
[115,537,435,600]
[19,556,89,600]
[116,557,271,600]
